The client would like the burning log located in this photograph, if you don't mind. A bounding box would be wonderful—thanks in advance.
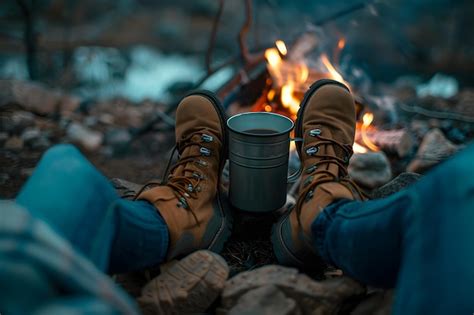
[356,129,416,158]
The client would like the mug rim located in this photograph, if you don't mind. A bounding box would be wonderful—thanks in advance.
[227,112,294,137]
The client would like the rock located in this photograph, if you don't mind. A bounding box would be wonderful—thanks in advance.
[221,265,366,315]
[138,251,229,315]
[0,173,10,185]
[0,80,80,115]
[349,152,392,189]
[416,73,459,99]
[104,128,132,149]
[0,110,35,133]
[32,136,52,150]
[370,173,422,199]
[111,178,143,200]
[66,122,103,151]
[4,136,24,150]
[20,168,35,177]
[351,290,394,315]
[21,127,41,144]
[228,285,301,315]
[407,128,460,173]
[0,132,8,146]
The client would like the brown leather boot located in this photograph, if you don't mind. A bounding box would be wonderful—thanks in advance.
[272,79,365,268]
[136,91,232,260]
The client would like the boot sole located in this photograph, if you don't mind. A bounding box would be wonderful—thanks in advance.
[271,208,308,269]
[185,90,232,254]
[138,250,229,314]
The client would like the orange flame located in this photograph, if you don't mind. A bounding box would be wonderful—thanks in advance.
[262,39,379,155]
[320,53,347,86]
[275,40,288,56]
[361,113,379,151]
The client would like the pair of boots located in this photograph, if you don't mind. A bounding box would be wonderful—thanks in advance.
[135,79,363,268]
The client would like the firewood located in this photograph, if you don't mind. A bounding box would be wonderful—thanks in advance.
[356,129,416,157]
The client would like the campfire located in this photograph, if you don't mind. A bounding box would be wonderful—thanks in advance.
[249,38,379,154]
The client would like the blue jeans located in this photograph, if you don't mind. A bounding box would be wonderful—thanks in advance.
[16,144,169,274]
[313,143,474,314]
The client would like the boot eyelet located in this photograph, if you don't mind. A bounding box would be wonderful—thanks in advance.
[305,190,314,202]
[343,155,349,163]
[303,176,314,187]
[195,186,202,192]
[201,134,214,143]
[187,184,194,192]
[200,147,211,156]
[306,146,319,156]
[177,197,188,209]
[193,172,204,179]
[309,129,321,137]
[305,165,318,174]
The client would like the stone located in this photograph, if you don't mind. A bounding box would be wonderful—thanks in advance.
[370,173,422,199]
[31,136,52,150]
[0,132,8,146]
[20,168,35,177]
[228,285,301,315]
[4,136,23,150]
[111,178,143,200]
[21,127,41,144]
[407,128,460,173]
[1,110,35,133]
[138,251,229,315]
[351,290,394,315]
[221,265,365,315]
[0,80,80,115]
[349,152,392,189]
[66,122,103,151]
[0,173,10,185]
[104,128,132,149]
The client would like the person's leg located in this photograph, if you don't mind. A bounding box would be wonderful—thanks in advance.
[312,143,474,314]
[16,144,168,272]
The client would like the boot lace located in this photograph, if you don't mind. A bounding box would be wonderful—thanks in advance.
[295,129,367,227]
[134,133,216,225]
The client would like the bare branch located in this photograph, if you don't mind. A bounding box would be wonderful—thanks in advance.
[206,0,225,74]
[238,0,252,65]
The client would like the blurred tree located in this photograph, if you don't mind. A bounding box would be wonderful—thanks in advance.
[15,0,38,80]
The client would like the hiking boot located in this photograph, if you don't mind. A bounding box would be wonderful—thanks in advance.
[136,91,232,260]
[138,250,229,315]
[272,79,365,268]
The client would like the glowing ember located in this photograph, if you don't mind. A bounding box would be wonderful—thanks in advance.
[360,113,379,152]
[275,40,288,56]
[337,38,346,50]
[281,81,300,116]
[265,48,282,68]
[353,142,368,154]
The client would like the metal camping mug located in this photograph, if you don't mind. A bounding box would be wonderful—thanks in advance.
[227,112,301,213]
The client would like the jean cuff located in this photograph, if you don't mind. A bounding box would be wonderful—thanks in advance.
[311,199,352,265]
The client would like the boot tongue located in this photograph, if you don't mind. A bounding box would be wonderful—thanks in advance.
[174,134,205,177]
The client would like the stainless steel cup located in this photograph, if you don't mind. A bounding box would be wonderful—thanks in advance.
[227,112,300,213]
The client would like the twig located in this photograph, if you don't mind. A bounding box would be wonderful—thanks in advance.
[206,0,225,74]
[399,103,474,124]
[239,0,253,65]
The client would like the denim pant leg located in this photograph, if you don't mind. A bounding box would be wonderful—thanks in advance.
[312,143,474,315]
[16,144,169,273]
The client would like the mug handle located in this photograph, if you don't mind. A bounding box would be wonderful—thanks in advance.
[287,137,303,183]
